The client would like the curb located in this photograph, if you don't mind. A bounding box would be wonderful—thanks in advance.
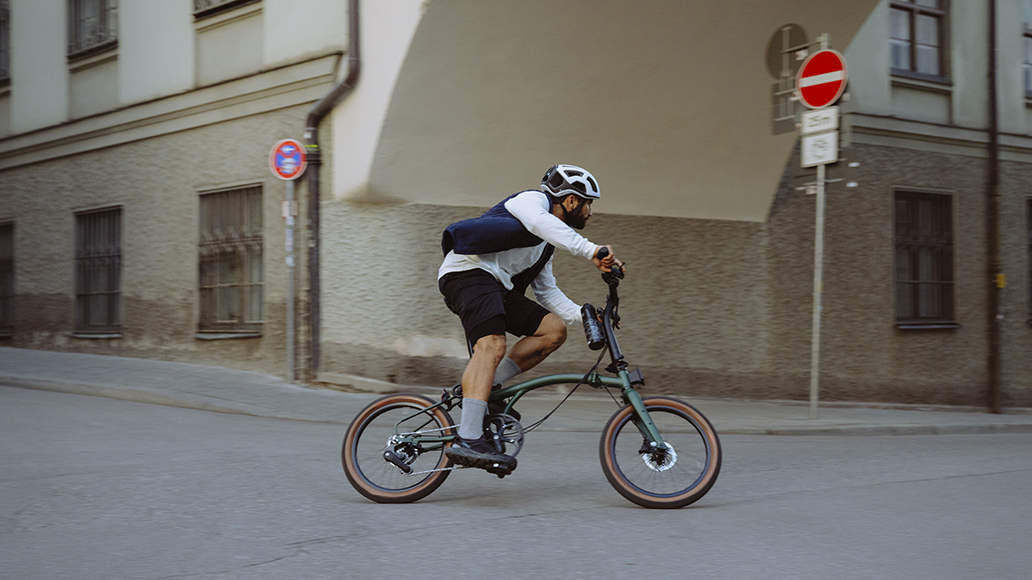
[1,377,252,416]
[0,376,341,424]
[5,375,1032,436]
[723,424,1032,436]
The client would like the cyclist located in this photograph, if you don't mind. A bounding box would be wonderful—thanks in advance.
[438,164,619,475]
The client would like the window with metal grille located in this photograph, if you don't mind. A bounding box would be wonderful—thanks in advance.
[1028,198,1032,321]
[1025,1,1032,97]
[193,0,259,20]
[894,191,955,326]
[0,0,10,85]
[890,0,948,81]
[68,0,117,58]
[199,186,263,333]
[75,208,122,334]
[0,222,13,336]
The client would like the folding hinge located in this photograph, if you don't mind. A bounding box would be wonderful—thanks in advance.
[628,368,645,387]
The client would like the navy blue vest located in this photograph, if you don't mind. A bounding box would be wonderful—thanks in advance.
[441,191,555,294]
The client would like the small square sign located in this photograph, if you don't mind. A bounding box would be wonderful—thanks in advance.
[801,131,838,167]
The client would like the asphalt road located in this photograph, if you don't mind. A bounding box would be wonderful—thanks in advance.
[2,386,1031,580]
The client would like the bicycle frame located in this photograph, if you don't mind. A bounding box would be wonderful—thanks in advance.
[391,267,667,452]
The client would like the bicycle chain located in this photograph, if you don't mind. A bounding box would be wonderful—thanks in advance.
[388,420,523,477]
[385,423,468,477]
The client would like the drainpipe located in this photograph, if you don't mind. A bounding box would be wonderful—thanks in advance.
[986,0,1002,413]
[304,0,361,379]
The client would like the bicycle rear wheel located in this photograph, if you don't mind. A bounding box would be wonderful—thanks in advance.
[599,396,721,509]
[342,394,455,503]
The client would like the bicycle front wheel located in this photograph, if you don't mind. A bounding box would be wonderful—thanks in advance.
[342,394,455,503]
[600,396,721,509]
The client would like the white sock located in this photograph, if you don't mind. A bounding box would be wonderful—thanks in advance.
[492,357,522,387]
[458,398,488,440]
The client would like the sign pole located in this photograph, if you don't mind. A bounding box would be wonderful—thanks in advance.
[286,179,296,382]
[795,33,846,420]
[809,163,826,419]
[269,138,307,383]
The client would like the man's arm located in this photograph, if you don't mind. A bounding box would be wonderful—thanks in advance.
[530,257,581,326]
[505,191,597,259]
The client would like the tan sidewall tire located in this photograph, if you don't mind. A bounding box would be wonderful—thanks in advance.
[599,396,721,509]
[342,394,454,504]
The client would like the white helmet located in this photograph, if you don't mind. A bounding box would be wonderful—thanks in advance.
[541,164,601,200]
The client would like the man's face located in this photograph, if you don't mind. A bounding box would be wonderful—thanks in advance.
[565,196,593,230]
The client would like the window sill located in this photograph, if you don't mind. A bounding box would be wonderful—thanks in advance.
[891,71,953,94]
[70,332,122,339]
[895,323,960,331]
[67,42,118,67]
[194,0,261,26]
[195,332,262,340]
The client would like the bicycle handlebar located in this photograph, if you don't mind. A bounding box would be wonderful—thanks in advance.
[596,247,625,283]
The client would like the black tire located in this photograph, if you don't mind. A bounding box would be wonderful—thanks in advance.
[599,397,721,509]
[342,394,455,503]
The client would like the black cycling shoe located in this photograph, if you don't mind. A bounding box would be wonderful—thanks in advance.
[446,436,517,476]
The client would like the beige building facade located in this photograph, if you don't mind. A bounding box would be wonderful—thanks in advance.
[1,0,1029,407]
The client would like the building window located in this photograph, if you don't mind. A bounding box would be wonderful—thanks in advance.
[75,208,122,334]
[0,222,13,336]
[895,191,954,327]
[1027,198,1032,321]
[68,0,118,58]
[193,0,260,20]
[1024,1,1032,97]
[0,0,10,85]
[199,186,263,333]
[890,0,947,81]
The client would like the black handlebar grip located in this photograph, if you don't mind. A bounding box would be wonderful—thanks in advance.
[596,246,609,260]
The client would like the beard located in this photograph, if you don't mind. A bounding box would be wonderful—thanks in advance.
[568,213,589,230]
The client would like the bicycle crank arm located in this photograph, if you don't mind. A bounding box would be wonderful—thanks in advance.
[382,448,413,474]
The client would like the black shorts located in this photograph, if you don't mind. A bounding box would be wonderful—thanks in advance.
[439,269,549,347]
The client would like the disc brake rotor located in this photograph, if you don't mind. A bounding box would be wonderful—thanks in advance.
[641,442,677,472]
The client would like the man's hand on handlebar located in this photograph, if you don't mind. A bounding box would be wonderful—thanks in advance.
[593,245,624,273]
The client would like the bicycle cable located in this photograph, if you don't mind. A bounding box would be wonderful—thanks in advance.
[520,348,609,434]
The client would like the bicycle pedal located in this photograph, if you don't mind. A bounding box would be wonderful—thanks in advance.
[485,459,516,478]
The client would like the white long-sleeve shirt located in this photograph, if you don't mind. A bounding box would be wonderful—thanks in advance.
[438,190,598,326]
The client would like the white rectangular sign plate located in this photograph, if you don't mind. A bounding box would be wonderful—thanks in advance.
[801,130,839,167]
[800,107,839,136]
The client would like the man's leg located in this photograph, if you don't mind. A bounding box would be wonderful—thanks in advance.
[456,333,505,441]
[506,313,567,374]
[449,332,518,474]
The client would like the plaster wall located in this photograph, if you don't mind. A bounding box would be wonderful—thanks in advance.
[9,0,68,133]
[120,0,195,104]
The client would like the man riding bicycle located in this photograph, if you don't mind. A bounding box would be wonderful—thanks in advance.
[438,164,620,475]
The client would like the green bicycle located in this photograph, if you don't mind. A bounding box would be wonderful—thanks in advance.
[341,260,721,509]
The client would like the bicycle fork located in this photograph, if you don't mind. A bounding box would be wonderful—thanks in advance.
[616,370,665,448]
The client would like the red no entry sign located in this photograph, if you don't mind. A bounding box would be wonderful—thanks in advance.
[269,139,307,180]
[796,49,848,109]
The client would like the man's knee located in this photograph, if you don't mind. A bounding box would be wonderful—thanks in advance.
[540,314,567,351]
[473,334,507,362]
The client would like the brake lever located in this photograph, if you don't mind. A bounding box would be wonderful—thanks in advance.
[601,263,625,284]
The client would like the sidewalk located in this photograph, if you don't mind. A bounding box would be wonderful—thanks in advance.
[2,347,1031,436]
